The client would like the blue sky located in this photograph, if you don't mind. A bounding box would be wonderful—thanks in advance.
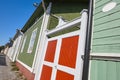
[0,0,41,46]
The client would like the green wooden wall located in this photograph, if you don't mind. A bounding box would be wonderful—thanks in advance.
[90,0,120,80]
[47,3,88,37]
[18,18,43,67]
[92,0,120,53]
[17,2,88,67]
[90,60,120,80]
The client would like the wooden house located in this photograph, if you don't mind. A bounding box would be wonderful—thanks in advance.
[90,0,120,80]
[6,0,120,80]
[15,0,89,80]
[7,29,23,62]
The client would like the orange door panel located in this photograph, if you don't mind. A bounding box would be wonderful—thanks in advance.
[44,40,57,62]
[56,70,74,80]
[58,36,79,68]
[40,65,52,80]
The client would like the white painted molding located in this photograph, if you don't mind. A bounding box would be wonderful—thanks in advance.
[27,28,38,53]
[90,53,120,61]
[46,17,81,35]
[75,10,88,80]
[56,17,67,28]
[91,53,120,57]
[33,2,52,80]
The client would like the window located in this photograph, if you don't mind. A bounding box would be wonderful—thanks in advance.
[21,36,27,53]
[102,2,117,12]
[27,28,37,53]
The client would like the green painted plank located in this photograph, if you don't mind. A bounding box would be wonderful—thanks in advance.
[93,19,120,32]
[92,36,120,45]
[106,62,117,80]
[95,0,101,3]
[93,27,120,38]
[94,11,120,26]
[94,0,120,15]
[92,43,120,53]
[47,16,58,30]
[97,61,107,80]
[90,60,98,80]
[90,60,107,80]
[95,0,110,9]
[94,0,111,14]
[94,3,120,20]
[51,3,87,21]
[18,18,43,67]
[116,62,120,80]
[92,0,120,53]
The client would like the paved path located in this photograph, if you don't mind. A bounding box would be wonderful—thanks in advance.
[0,53,25,80]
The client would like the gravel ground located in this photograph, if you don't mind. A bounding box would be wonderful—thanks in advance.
[0,53,26,80]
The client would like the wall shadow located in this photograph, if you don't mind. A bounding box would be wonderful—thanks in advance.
[0,54,7,66]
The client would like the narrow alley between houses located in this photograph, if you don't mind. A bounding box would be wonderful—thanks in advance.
[0,53,26,80]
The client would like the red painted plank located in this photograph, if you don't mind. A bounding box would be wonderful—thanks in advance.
[56,70,74,80]
[44,40,57,62]
[58,36,79,68]
[40,65,52,80]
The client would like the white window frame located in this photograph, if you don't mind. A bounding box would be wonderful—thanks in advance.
[27,28,38,53]
[21,36,27,53]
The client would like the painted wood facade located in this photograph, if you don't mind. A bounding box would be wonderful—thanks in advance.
[14,0,89,80]
[7,30,23,62]
[90,0,120,80]
[34,10,88,80]
[6,0,120,80]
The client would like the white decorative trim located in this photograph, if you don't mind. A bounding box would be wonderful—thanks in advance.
[12,35,22,62]
[21,35,27,53]
[57,65,75,75]
[75,11,88,80]
[34,3,52,80]
[51,38,61,80]
[91,53,120,58]
[102,2,117,12]
[27,28,38,53]
[90,53,120,62]
[15,35,24,60]
[46,17,81,36]
[16,59,33,72]
[88,60,92,80]
[43,61,54,67]
[48,30,80,41]
[56,17,67,28]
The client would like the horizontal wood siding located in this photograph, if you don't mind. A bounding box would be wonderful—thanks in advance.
[47,3,88,37]
[92,0,120,53]
[48,3,88,29]
[18,18,43,67]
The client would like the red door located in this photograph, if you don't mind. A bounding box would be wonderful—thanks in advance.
[39,31,83,80]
